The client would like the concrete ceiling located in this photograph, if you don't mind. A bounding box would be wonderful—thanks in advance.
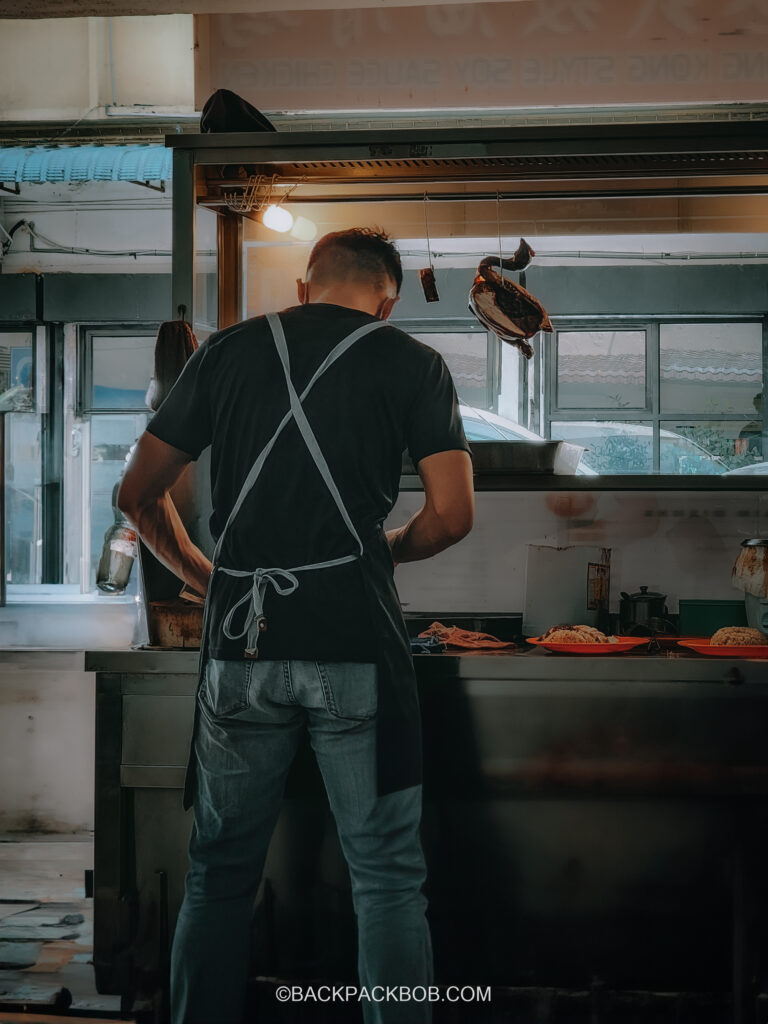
[0,0,524,17]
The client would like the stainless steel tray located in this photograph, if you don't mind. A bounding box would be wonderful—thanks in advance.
[401,440,584,476]
[470,440,583,474]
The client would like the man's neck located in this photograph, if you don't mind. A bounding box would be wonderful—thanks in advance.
[306,286,380,317]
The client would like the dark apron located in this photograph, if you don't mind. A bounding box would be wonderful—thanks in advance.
[183,313,422,809]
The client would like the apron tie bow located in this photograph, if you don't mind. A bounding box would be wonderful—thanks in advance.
[220,566,299,657]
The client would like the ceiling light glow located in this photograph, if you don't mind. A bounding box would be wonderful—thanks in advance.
[290,215,318,241]
[262,204,294,232]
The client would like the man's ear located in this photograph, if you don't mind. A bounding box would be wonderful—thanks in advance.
[297,278,309,304]
[377,294,399,321]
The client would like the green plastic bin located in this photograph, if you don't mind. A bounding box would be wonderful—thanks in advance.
[678,598,747,637]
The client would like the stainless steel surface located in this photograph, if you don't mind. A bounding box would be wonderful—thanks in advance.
[93,648,768,1003]
[469,440,584,475]
[85,647,768,682]
[0,415,5,607]
[0,649,86,670]
[86,649,198,673]
[170,122,768,263]
[120,765,187,788]
[199,183,768,207]
[122,693,195,767]
[398,474,768,492]
[165,123,768,182]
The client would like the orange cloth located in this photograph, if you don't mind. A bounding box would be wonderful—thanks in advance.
[417,621,515,649]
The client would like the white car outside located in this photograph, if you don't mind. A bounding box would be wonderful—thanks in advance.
[460,407,733,475]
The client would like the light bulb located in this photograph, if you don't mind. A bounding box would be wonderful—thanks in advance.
[290,215,318,241]
[262,204,294,232]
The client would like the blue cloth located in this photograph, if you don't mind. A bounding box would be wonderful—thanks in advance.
[409,636,447,655]
[171,658,434,1024]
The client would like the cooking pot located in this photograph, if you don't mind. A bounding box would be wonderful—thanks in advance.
[619,586,668,630]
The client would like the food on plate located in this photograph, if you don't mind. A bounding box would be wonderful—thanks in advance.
[417,621,514,649]
[540,624,616,644]
[710,626,767,646]
[468,238,553,359]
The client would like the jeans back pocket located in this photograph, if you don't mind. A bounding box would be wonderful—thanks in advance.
[317,662,378,720]
[201,658,252,718]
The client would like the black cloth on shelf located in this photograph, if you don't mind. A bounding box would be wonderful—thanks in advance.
[200,89,276,133]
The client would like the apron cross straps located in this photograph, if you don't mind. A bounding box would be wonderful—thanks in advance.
[210,312,387,659]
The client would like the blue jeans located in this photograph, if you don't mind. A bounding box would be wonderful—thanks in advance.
[171,658,433,1024]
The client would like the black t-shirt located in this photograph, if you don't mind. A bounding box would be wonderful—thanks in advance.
[147,303,470,661]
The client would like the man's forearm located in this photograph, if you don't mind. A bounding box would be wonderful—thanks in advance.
[128,494,212,596]
[386,506,468,564]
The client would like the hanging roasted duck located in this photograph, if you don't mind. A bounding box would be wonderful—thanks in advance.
[468,238,552,359]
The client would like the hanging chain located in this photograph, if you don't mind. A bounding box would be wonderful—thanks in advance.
[423,192,434,271]
[496,191,504,281]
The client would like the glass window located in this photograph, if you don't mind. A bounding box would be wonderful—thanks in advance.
[0,331,34,412]
[87,334,155,411]
[551,420,653,474]
[461,416,505,440]
[660,420,760,474]
[411,332,491,410]
[660,323,762,416]
[556,330,646,410]
[4,413,43,584]
[195,205,219,339]
[89,414,147,589]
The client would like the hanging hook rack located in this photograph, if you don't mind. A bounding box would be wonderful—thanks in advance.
[223,173,299,216]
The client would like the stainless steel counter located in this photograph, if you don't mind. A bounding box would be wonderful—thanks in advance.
[89,647,768,1015]
[85,645,768,682]
[0,649,86,671]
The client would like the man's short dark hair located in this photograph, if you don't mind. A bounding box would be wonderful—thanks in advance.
[306,227,403,294]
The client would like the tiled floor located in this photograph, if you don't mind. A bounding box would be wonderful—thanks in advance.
[0,835,125,1020]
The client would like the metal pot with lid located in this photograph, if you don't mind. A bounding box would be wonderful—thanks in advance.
[619,586,668,630]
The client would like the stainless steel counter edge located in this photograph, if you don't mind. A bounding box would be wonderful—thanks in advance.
[83,648,768,685]
[86,649,199,674]
[0,649,87,671]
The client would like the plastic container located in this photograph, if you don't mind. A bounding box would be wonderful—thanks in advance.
[678,599,748,637]
[745,594,768,633]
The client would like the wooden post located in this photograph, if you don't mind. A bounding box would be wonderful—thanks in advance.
[217,210,243,330]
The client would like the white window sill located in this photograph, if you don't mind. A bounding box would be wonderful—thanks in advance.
[5,585,139,605]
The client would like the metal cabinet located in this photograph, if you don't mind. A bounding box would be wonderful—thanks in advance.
[91,651,768,1015]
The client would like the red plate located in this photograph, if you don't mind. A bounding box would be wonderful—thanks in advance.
[677,639,768,658]
[527,636,650,655]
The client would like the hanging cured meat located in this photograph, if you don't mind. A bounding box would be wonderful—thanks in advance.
[468,238,553,359]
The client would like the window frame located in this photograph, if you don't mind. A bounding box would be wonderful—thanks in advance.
[71,324,157,591]
[78,324,159,416]
[1,323,57,591]
[0,322,45,411]
[392,316,499,413]
[543,315,768,474]
[549,323,653,416]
